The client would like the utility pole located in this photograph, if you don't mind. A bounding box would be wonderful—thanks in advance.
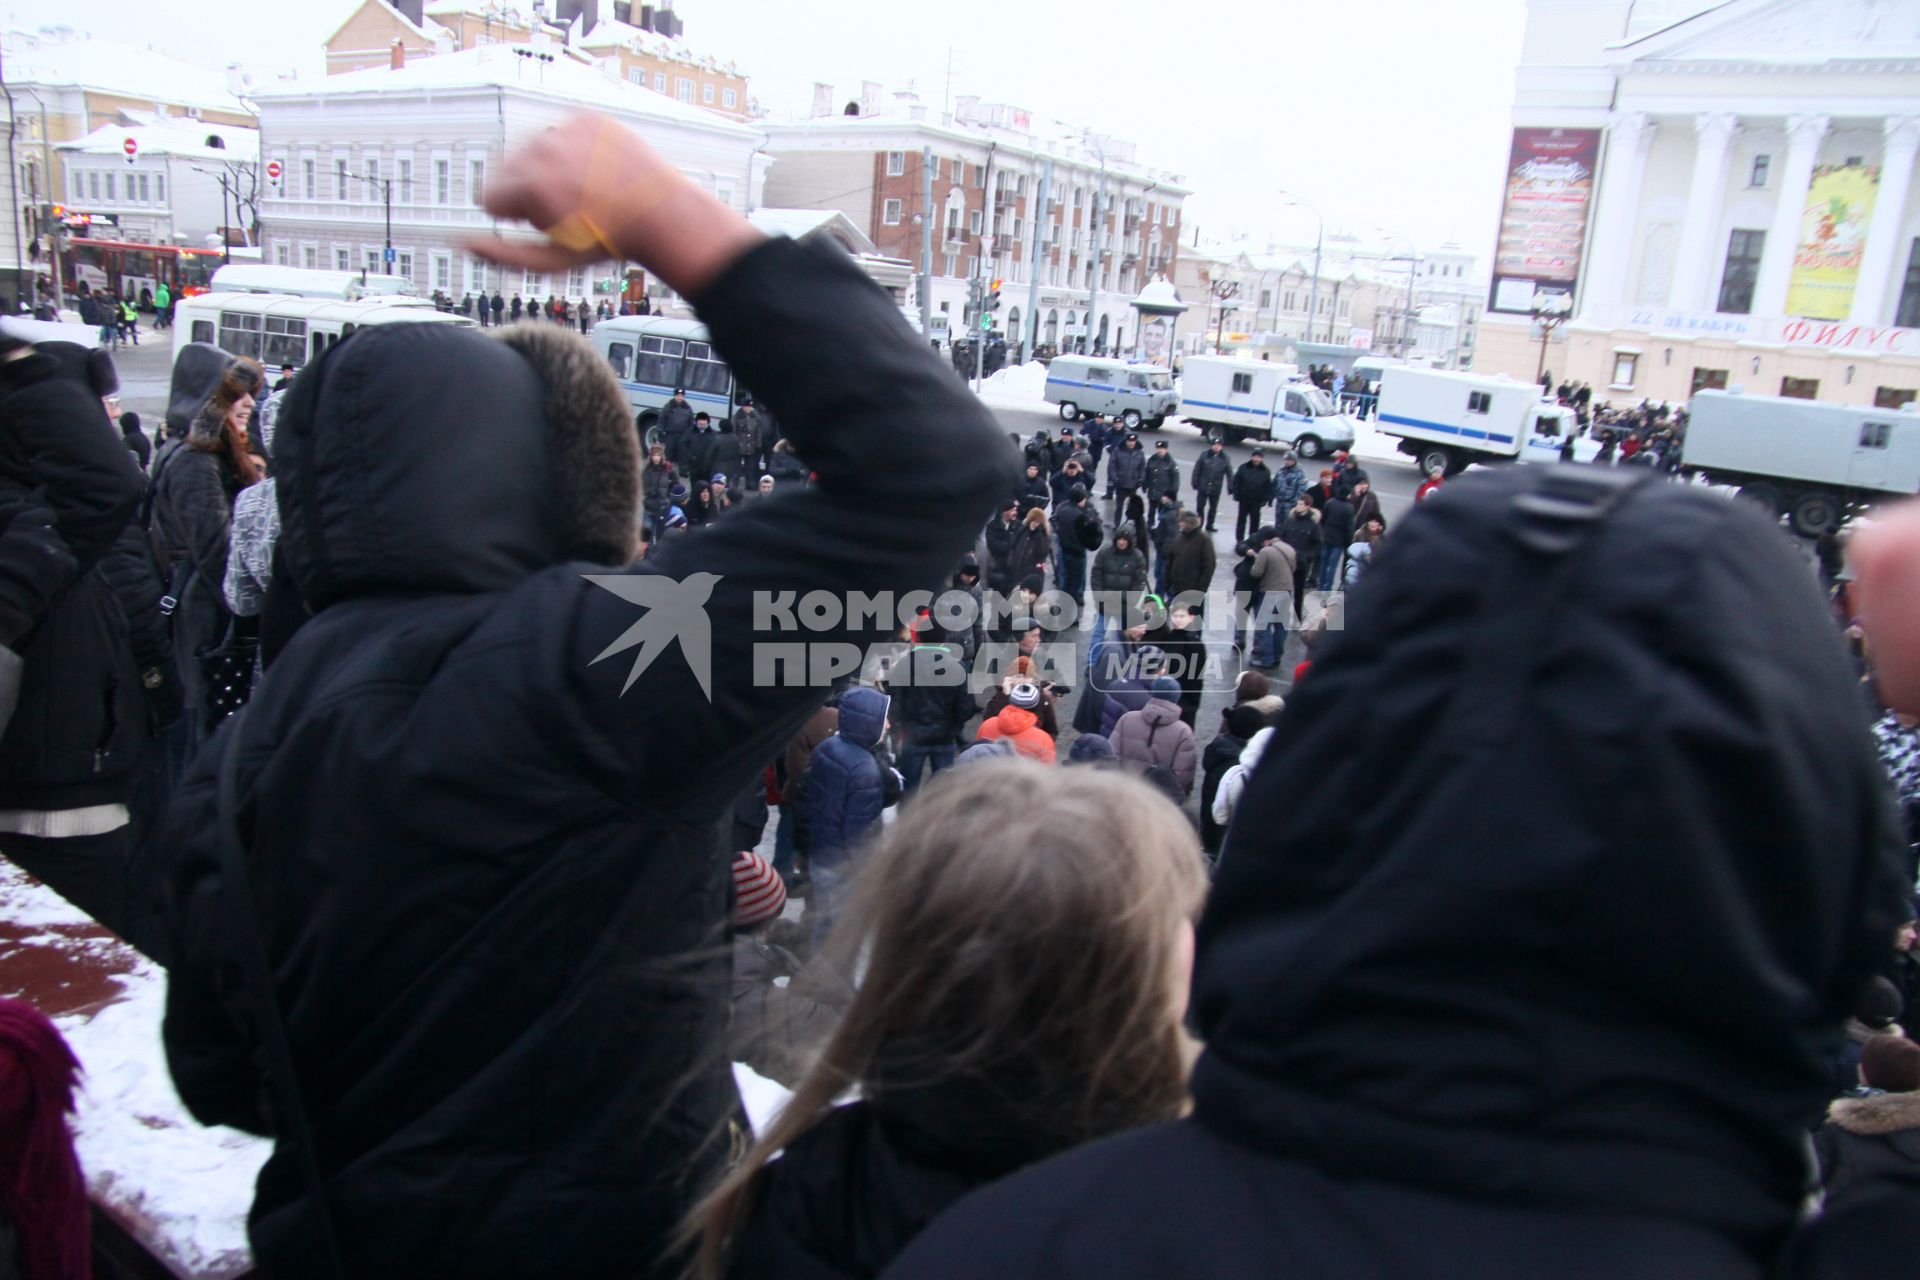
[1085,144,1107,356]
[918,144,933,343]
[973,146,997,388]
[220,174,231,265]
[1024,157,1051,363]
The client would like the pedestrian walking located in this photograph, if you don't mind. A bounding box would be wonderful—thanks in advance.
[1231,449,1276,542]
[1192,438,1229,532]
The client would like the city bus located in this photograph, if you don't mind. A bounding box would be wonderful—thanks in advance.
[172,292,470,372]
[210,263,420,301]
[64,239,224,302]
[590,314,745,442]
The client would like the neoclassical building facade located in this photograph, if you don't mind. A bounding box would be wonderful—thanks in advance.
[1477,0,1920,407]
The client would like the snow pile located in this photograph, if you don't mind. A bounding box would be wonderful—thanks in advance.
[981,361,1049,398]
[0,863,266,1277]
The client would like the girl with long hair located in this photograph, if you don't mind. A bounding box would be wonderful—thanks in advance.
[688,759,1207,1279]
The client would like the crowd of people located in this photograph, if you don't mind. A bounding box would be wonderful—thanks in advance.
[0,114,1916,1280]
[432,288,657,330]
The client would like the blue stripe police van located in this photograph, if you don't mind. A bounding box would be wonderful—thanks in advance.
[592,315,741,444]
[1043,356,1179,428]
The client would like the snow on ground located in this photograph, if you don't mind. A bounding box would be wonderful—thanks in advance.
[0,862,265,1277]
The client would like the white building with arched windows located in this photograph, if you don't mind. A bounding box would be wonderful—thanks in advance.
[1476,0,1920,407]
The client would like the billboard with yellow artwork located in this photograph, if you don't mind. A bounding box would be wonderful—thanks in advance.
[1785,162,1880,321]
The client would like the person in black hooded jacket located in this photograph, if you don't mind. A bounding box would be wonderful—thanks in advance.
[885,465,1913,1280]
[159,116,1012,1280]
[0,337,177,957]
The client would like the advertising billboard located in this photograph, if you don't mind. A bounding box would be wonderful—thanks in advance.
[1487,127,1601,316]
[1785,162,1880,321]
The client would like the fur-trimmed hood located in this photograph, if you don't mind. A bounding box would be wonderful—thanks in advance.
[275,321,640,608]
[1827,1089,1920,1137]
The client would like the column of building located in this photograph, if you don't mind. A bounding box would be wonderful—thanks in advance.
[1668,112,1742,312]
[1849,115,1920,326]
[1578,111,1655,322]
[1749,113,1829,318]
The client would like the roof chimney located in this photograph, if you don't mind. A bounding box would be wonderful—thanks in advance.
[810,82,833,118]
[390,40,406,71]
[226,61,251,96]
[393,0,425,25]
[859,80,882,119]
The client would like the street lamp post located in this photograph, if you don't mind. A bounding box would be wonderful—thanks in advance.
[1277,192,1324,343]
[1210,274,1238,352]
[1531,294,1571,384]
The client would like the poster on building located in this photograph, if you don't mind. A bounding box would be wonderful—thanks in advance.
[1784,162,1880,321]
[1136,314,1177,367]
[1486,127,1601,316]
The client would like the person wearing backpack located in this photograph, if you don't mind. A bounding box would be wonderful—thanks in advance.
[1111,676,1197,799]
[1052,485,1102,606]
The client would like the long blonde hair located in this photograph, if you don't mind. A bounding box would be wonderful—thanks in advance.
[686,759,1207,1277]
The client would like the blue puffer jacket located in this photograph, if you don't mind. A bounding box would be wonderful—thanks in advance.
[1273,462,1309,508]
[806,686,890,868]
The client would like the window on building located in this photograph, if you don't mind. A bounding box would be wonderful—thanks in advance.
[702,83,715,104]
[303,245,317,269]
[435,159,450,204]
[1896,239,1920,329]
[1716,229,1765,314]
[155,174,164,203]
[467,256,486,294]
[137,173,150,202]
[1691,367,1729,395]
[1780,376,1820,400]
[567,267,585,296]
[469,159,485,206]
[276,243,290,265]
[433,253,451,291]
[336,158,349,201]
[886,151,905,177]
[365,157,380,192]
[969,210,983,235]
[335,247,350,271]
[942,252,957,277]
[303,159,315,198]
[677,78,694,103]
[1467,391,1492,414]
[966,255,977,278]
[973,164,985,188]
[1875,387,1916,410]
[104,172,114,202]
[85,171,98,201]
[926,156,939,181]
[397,251,413,279]
[1259,289,1272,309]
[882,199,903,225]
[366,249,381,274]
[1611,352,1639,387]
[628,68,644,86]
[398,158,413,203]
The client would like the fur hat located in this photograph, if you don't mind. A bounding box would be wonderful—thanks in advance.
[1226,703,1268,739]
[731,850,787,930]
[1862,1034,1920,1093]
[1236,670,1272,704]
[490,323,642,565]
[1009,682,1042,710]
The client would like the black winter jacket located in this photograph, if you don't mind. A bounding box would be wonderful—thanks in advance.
[890,644,978,748]
[887,467,1914,1280]
[148,441,242,710]
[1192,449,1230,495]
[1052,502,1101,556]
[1143,453,1178,499]
[161,237,1012,1280]
[732,1067,1089,1280]
[1230,460,1275,506]
[1108,443,1146,490]
[0,352,151,808]
[982,516,1018,590]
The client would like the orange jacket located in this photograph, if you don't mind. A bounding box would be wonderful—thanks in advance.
[976,705,1056,764]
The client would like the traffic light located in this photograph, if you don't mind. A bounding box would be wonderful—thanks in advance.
[988,278,1003,311]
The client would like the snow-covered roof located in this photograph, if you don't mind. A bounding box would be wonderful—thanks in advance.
[747,208,877,255]
[57,119,259,164]
[1,31,251,116]
[576,16,737,72]
[254,43,759,137]
[325,0,438,47]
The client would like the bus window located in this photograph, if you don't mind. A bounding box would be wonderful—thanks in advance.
[683,340,729,396]
[264,316,308,370]
[606,342,633,379]
[191,319,215,344]
[311,332,328,362]
[635,335,683,386]
[218,310,263,361]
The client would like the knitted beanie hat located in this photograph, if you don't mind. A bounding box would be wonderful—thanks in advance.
[731,850,787,930]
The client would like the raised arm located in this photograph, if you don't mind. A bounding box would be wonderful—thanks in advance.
[472,118,1014,808]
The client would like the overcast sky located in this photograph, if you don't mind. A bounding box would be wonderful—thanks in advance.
[5,0,1530,264]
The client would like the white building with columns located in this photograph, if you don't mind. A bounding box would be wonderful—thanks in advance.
[1477,0,1920,408]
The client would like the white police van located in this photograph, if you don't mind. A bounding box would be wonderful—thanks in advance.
[1043,355,1178,429]
[1176,355,1356,458]
[591,314,741,442]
